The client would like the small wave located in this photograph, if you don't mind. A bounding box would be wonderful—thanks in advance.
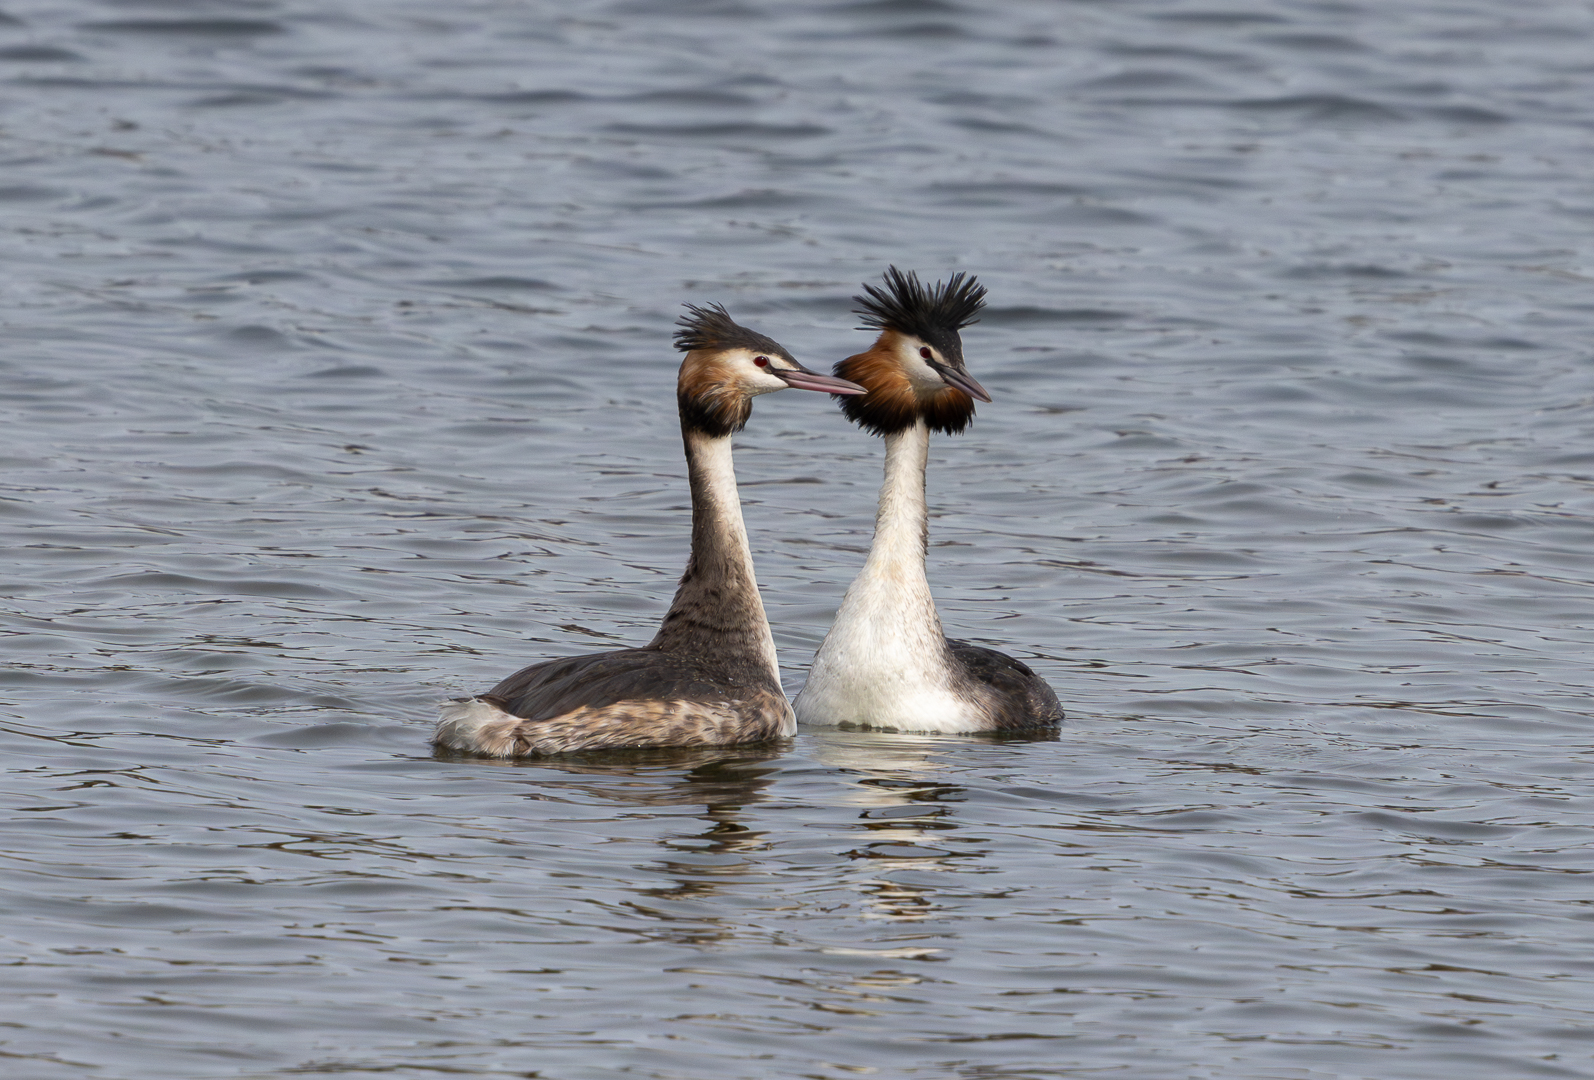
[471,89,589,105]
[830,0,964,13]
[218,270,317,285]
[192,92,296,108]
[1423,104,1509,124]
[1048,204,1158,226]
[423,277,561,292]
[605,121,830,139]
[1384,330,1540,351]
[1151,10,1286,25]
[306,363,388,379]
[636,188,820,210]
[1231,94,1404,122]
[947,116,1049,135]
[929,180,1091,199]
[575,158,675,180]
[1076,70,1220,93]
[80,19,286,37]
[225,325,295,349]
[0,46,84,62]
[856,21,967,39]
[250,722,384,749]
[618,88,759,108]
[0,184,62,202]
[1255,32,1368,53]
[608,0,762,15]
[1280,263,1407,280]
[982,306,1130,326]
[92,571,344,600]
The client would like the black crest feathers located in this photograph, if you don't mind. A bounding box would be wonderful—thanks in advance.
[853,266,987,343]
[673,302,788,439]
[674,302,795,364]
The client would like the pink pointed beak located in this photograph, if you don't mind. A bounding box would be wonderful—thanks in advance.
[773,365,866,395]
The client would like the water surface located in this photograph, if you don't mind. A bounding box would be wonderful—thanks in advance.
[4,1,1594,1077]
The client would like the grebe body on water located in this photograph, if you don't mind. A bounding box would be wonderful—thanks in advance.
[435,304,865,757]
[794,268,1063,733]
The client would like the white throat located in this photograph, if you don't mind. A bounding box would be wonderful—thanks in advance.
[796,421,980,732]
[857,422,940,628]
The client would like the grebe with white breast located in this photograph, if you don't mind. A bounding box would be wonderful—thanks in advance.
[793,267,1063,733]
[435,303,865,756]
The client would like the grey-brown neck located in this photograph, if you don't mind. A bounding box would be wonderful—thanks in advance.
[647,425,781,686]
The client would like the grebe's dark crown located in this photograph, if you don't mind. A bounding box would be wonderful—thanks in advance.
[853,266,987,343]
[674,302,796,364]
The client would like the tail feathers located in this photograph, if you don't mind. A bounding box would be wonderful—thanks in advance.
[434,692,794,756]
[433,698,526,757]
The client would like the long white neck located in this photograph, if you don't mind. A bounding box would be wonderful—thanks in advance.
[648,429,781,686]
[855,420,942,634]
[796,419,965,728]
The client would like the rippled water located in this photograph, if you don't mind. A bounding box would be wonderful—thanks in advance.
[5,1,1594,1077]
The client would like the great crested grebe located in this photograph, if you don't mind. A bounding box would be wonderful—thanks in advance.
[435,303,866,757]
[793,267,1063,733]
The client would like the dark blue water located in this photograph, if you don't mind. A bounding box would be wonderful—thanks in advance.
[5,1,1594,1077]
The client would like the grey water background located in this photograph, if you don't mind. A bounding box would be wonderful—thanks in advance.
[4,0,1594,1076]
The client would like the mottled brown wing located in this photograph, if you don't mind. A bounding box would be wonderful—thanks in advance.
[483,647,752,722]
[946,639,1064,728]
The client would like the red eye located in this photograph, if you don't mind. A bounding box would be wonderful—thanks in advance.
[754,356,769,367]
[919,347,932,360]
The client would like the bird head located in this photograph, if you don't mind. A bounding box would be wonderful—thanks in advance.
[674,303,865,437]
[833,266,990,437]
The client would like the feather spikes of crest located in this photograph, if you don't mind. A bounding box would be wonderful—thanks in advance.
[853,266,987,341]
[674,302,795,363]
[673,302,784,439]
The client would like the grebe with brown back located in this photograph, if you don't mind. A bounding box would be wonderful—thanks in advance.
[436,304,865,756]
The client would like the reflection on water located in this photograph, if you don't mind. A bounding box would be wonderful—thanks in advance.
[821,732,966,925]
[438,747,788,946]
[812,729,1060,924]
[435,744,786,807]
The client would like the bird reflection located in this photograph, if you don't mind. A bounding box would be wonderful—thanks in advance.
[433,742,783,804]
[811,727,1056,922]
[443,744,785,944]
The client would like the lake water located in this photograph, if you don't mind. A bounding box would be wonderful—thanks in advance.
[4,1,1594,1077]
